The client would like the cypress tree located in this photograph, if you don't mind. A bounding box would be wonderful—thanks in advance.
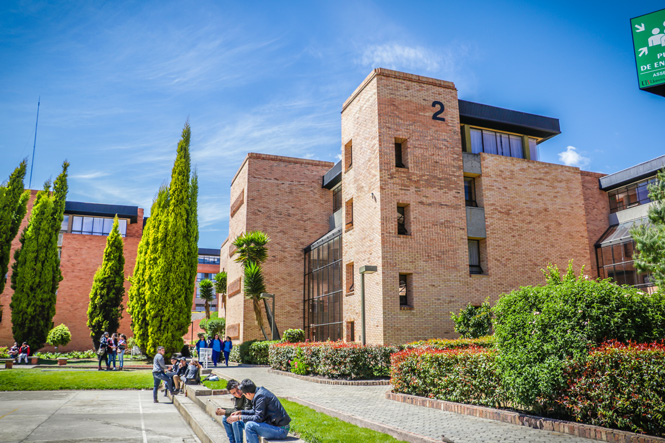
[87,216,126,349]
[0,160,29,294]
[10,161,69,350]
[632,169,665,288]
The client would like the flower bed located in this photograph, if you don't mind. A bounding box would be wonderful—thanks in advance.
[550,340,665,436]
[269,341,397,379]
[390,346,507,408]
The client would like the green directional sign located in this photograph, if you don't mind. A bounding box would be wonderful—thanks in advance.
[631,8,665,95]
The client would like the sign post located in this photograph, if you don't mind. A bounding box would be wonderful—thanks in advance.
[631,8,665,97]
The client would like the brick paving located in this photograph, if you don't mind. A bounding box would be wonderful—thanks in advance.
[212,365,595,443]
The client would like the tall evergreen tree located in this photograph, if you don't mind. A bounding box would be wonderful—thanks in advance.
[10,161,69,350]
[0,160,29,294]
[632,169,665,288]
[87,216,126,349]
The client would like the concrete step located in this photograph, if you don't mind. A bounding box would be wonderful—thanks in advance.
[173,394,226,443]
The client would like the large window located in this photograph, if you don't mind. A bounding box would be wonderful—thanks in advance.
[468,240,483,274]
[304,234,343,342]
[608,176,657,213]
[464,177,477,207]
[469,128,525,159]
[596,239,652,289]
[198,255,220,265]
[332,185,342,213]
[70,216,127,237]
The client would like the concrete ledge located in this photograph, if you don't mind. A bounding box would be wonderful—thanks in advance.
[173,394,225,443]
[285,396,439,443]
[386,391,665,443]
[268,369,390,386]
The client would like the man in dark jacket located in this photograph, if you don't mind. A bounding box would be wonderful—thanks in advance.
[226,379,291,443]
[215,379,253,443]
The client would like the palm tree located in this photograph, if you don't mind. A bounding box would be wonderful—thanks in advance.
[198,279,215,320]
[214,271,227,313]
[232,231,269,265]
[243,261,268,339]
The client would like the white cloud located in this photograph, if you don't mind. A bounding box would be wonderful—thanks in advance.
[70,171,109,180]
[360,43,441,72]
[558,146,590,168]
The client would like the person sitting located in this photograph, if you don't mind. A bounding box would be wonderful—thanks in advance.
[174,357,188,393]
[226,379,291,443]
[8,342,19,362]
[215,379,253,443]
[183,359,201,385]
[164,355,180,397]
[18,342,30,364]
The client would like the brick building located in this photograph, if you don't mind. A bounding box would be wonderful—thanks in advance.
[0,194,144,351]
[220,69,659,346]
[194,248,220,313]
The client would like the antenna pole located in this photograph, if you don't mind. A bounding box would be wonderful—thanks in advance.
[29,97,41,189]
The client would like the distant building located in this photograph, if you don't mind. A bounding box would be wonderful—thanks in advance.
[194,248,220,313]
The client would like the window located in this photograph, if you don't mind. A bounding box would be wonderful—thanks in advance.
[332,185,342,213]
[345,321,355,342]
[60,215,70,232]
[395,139,407,168]
[397,204,409,235]
[608,176,657,213]
[345,199,353,230]
[70,216,127,237]
[399,274,409,307]
[344,141,353,171]
[464,177,477,207]
[596,238,652,289]
[468,240,483,274]
[469,128,525,159]
[345,262,354,294]
[198,255,220,264]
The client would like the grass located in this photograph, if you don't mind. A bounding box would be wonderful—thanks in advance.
[281,399,407,443]
[0,369,154,390]
[202,378,227,390]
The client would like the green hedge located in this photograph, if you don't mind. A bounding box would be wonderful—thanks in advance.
[390,346,507,408]
[405,336,495,350]
[249,340,280,365]
[551,341,665,436]
[270,342,397,379]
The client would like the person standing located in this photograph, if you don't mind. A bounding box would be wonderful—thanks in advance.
[211,334,222,367]
[107,333,117,370]
[117,334,127,370]
[18,342,30,364]
[195,334,207,362]
[226,379,291,443]
[152,346,174,403]
[98,332,109,371]
[222,336,233,367]
[215,379,253,443]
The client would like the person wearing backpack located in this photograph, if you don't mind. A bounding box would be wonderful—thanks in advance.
[98,332,109,371]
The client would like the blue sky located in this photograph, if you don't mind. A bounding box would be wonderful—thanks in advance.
[1,1,664,248]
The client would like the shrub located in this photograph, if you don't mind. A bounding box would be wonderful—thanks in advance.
[391,347,507,408]
[450,298,492,338]
[248,340,279,365]
[0,346,8,358]
[282,328,305,343]
[405,336,495,350]
[34,350,97,359]
[290,347,310,375]
[200,317,226,338]
[230,339,258,364]
[46,324,72,351]
[270,341,397,379]
[493,262,665,410]
[551,341,665,436]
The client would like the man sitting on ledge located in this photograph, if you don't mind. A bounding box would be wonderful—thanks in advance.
[225,379,291,443]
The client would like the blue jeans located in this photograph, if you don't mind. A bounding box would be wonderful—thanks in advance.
[222,416,245,443]
[152,371,173,400]
[244,422,288,443]
[118,349,125,369]
[223,351,230,366]
[212,350,220,366]
[107,351,116,368]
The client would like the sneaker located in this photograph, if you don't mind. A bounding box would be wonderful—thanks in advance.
[153,399,158,403]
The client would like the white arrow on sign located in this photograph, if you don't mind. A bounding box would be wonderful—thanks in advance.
[635,23,645,32]
[639,47,648,57]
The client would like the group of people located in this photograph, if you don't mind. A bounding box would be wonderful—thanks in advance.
[151,345,202,402]
[7,342,31,364]
[195,333,233,367]
[97,332,127,371]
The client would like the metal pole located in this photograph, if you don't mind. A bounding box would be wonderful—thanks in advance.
[272,296,276,341]
[29,97,41,189]
[361,272,366,346]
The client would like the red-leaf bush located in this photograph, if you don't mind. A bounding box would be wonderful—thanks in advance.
[549,340,665,436]
[391,346,508,408]
[269,341,397,379]
[404,336,495,350]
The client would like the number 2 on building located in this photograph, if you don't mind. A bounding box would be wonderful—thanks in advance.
[432,101,445,121]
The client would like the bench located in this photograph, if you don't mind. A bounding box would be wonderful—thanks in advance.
[0,358,14,369]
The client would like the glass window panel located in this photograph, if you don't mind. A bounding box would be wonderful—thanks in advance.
[61,215,69,232]
[529,138,538,161]
[626,186,638,207]
[72,216,83,232]
[509,135,523,159]
[321,242,329,264]
[468,240,480,266]
[103,218,114,235]
[92,218,104,235]
[612,243,623,263]
[608,193,618,212]
[470,129,483,154]
[623,261,636,286]
[482,130,498,154]
[637,183,650,204]
[615,190,627,211]
[82,217,94,234]
[602,246,613,266]
[596,247,604,268]
[624,242,634,260]
[499,133,510,157]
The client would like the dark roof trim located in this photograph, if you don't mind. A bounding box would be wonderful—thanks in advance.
[599,154,665,191]
[65,201,139,223]
[322,161,342,189]
[304,226,342,253]
[198,248,220,256]
[458,100,561,142]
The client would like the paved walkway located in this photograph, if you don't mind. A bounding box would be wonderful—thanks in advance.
[213,366,595,443]
[0,390,199,442]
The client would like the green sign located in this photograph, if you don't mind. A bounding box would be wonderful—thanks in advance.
[631,8,665,91]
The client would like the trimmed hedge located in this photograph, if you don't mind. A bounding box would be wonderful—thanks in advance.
[405,336,495,350]
[229,339,257,364]
[551,341,665,436]
[249,340,279,365]
[270,341,397,379]
[391,346,507,408]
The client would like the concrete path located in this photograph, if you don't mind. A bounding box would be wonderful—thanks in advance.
[213,365,595,443]
[0,390,200,443]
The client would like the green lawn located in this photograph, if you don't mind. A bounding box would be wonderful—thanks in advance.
[0,369,154,390]
[202,378,228,390]
[282,399,406,443]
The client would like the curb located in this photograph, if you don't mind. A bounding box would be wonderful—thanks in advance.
[267,369,390,386]
[385,391,665,443]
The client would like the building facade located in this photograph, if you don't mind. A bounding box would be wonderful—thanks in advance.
[221,69,658,346]
[194,248,220,312]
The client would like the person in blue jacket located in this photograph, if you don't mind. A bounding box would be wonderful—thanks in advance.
[211,333,222,367]
[223,336,233,367]
[195,333,207,363]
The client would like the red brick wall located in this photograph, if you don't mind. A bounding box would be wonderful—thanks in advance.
[579,171,609,278]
